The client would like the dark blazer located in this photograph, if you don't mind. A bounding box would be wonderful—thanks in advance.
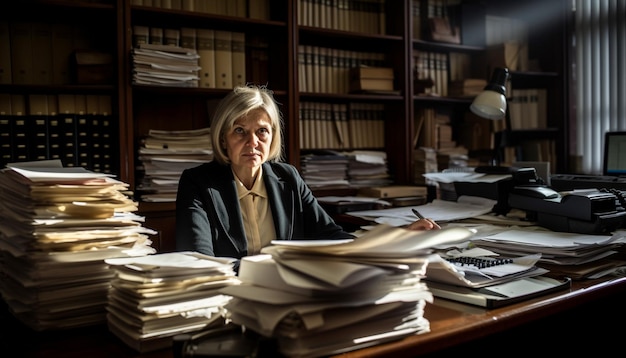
[175,161,354,261]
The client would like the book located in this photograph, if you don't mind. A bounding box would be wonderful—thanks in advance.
[180,27,196,49]
[231,32,245,87]
[31,22,53,85]
[213,30,232,89]
[0,21,12,84]
[51,23,73,84]
[9,22,33,85]
[132,25,149,47]
[196,28,216,88]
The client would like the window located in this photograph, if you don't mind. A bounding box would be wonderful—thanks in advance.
[574,0,626,174]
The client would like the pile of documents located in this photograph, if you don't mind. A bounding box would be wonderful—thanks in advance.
[105,252,239,353]
[300,151,351,190]
[0,160,156,330]
[344,150,392,188]
[473,228,626,279]
[137,127,213,202]
[132,43,201,87]
[220,224,475,357]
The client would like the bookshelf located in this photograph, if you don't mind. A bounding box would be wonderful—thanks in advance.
[1,0,571,251]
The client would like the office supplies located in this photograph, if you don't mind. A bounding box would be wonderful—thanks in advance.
[412,208,425,219]
[508,188,626,234]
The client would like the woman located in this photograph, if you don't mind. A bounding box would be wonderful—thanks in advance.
[175,85,438,268]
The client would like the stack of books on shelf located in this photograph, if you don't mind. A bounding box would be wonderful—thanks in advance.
[345,150,392,188]
[300,150,351,191]
[131,43,200,87]
[220,224,476,357]
[137,127,213,202]
[448,78,488,98]
[413,147,438,186]
[0,160,156,330]
[105,252,239,353]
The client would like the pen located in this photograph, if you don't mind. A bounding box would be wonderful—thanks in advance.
[412,208,425,220]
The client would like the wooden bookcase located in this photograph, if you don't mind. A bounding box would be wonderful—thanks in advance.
[1,0,571,251]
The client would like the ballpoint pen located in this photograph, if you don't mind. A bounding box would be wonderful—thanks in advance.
[412,208,425,220]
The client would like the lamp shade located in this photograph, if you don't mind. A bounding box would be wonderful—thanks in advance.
[470,67,509,120]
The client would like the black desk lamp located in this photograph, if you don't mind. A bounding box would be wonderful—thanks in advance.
[470,67,510,166]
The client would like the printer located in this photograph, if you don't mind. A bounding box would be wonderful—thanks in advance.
[508,187,626,234]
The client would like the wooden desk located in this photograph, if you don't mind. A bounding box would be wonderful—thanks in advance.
[3,276,626,357]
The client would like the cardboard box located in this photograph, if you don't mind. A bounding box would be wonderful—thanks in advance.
[349,67,394,92]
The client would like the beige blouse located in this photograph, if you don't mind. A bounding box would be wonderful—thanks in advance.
[234,167,277,255]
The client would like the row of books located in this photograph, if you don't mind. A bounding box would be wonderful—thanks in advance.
[0,93,115,173]
[132,26,246,89]
[298,45,387,94]
[299,101,385,150]
[508,88,548,130]
[0,20,104,85]
[413,50,450,97]
[297,0,386,35]
[131,0,270,20]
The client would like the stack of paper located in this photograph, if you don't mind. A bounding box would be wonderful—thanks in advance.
[343,150,393,188]
[0,160,156,330]
[220,224,476,357]
[132,43,201,87]
[472,228,626,279]
[105,252,239,353]
[137,127,213,202]
[300,151,351,190]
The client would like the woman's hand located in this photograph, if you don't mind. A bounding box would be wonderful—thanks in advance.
[405,218,441,231]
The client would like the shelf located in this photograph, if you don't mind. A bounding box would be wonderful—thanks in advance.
[413,39,484,52]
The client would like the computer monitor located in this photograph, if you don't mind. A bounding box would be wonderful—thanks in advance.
[603,131,626,176]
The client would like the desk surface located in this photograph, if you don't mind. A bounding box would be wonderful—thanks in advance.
[3,275,626,357]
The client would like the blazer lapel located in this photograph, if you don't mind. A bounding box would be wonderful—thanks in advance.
[263,163,293,240]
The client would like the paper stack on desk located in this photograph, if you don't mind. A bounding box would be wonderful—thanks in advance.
[105,252,239,353]
[473,228,626,279]
[220,224,475,358]
[0,160,156,330]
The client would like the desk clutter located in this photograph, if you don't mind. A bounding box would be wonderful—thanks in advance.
[0,160,156,330]
[219,225,475,357]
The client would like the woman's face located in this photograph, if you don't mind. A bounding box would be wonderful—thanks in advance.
[224,108,273,171]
